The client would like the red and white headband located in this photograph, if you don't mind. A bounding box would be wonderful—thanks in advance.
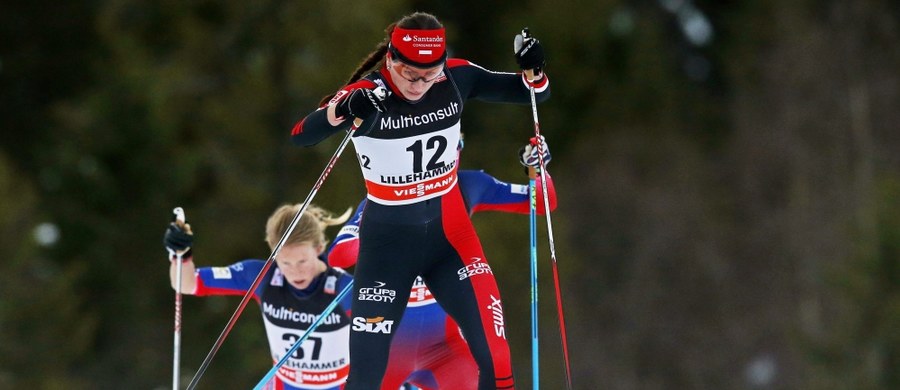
[389,27,447,68]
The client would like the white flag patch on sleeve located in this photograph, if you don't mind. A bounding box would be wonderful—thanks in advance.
[211,267,232,279]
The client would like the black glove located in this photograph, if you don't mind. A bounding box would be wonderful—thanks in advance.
[335,87,387,122]
[513,28,545,74]
[519,135,551,168]
[164,222,193,261]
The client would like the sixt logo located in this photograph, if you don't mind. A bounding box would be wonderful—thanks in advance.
[352,316,395,334]
[487,295,506,339]
[457,257,493,280]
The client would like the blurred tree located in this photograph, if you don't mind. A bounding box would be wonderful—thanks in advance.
[0,153,97,388]
[0,1,97,173]
[3,0,900,388]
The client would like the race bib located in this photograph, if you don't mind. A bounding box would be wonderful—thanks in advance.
[353,125,461,205]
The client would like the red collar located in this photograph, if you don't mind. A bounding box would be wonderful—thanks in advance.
[380,63,400,95]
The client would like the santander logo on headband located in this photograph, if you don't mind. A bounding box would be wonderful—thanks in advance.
[391,27,446,67]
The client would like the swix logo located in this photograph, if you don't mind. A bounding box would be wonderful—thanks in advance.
[358,281,397,303]
[457,257,493,280]
[487,295,506,339]
[352,316,395,334]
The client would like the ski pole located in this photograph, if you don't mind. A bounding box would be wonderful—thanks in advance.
[528,167,540,390]
[187,116,368,390]
[169,207,189,390]
[252,280,354,390]
[524,66,574,389]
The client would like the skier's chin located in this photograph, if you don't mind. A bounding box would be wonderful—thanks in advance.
[402,90,425,102]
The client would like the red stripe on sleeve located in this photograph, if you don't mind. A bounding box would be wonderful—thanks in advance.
[327,239,360,268]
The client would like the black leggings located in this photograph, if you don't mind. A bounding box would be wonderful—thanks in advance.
[344,186,515,390]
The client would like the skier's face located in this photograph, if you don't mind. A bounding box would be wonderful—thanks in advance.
[388,58,444,101]
[275,242,325,290]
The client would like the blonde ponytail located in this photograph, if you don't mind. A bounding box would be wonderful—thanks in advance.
[265,204,352,251]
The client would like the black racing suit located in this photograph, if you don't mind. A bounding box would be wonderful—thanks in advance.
[292,58,549,390]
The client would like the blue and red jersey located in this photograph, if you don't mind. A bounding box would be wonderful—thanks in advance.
[195,261,353,390]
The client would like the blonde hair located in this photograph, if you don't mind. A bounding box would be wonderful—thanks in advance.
[265,204,352,251]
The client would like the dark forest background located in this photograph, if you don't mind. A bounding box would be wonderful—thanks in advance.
[2,0,900,389]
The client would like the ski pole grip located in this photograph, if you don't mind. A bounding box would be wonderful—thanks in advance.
[173,207,191,233]
[173,207,185,223]
[524,69,536,83]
